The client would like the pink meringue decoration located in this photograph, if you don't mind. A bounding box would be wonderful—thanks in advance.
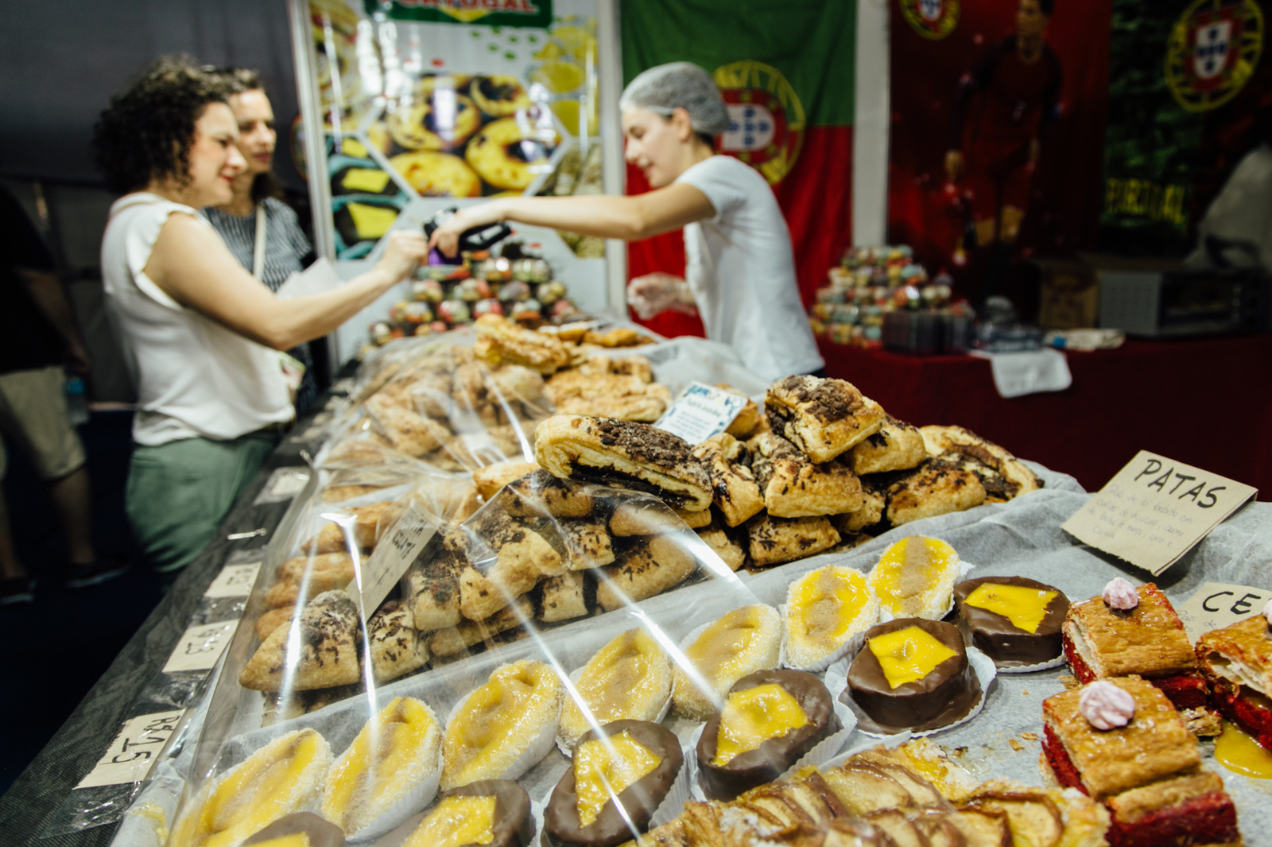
[1102,577,1138,610]
[1079,681,1136,730]
[1263,598,1272,626]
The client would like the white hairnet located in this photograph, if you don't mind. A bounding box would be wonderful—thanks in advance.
[619,62,730,137]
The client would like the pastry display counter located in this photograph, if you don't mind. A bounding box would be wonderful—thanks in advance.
[4,320,1271,847]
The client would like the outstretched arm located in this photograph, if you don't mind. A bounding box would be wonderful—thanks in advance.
[143,214,427,351]
[427,183,716,256]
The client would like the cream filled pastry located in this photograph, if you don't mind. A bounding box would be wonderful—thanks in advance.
[784,566,880,668]
[867,536,961,620]
[320,696,441,836]
[559,628,673,750]
[672,605,781,721]
[441,660,563,790]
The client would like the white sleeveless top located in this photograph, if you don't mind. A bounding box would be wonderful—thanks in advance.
[101,193,293,446]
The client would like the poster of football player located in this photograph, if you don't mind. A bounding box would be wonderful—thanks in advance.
[888,0,1113,308]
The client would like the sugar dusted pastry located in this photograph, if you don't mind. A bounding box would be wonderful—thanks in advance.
[171,729,333,847]
[535,416,713,512]
[441,660,563,790]
[672,604,781,721]
[1197,614,1272,750]
[474,313,570,373]
[595,536,697,611]
[1041,677,1239,847]
[692,433,765,527]
[240,591,361,691]
[849,416,927,475]
[368,599,429,683]
[749,431,864,518]
[746,513,841,568]
[764,375,886,463]
[558,629,672,750]
[867,536,961,620]
[920,424,1042,503]
[321,696,441,837]
[885,459,987,526]
[402,779,534,847]
[784,565,880,668]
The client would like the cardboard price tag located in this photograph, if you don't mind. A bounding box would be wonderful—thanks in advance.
[1176,582,1271,642]
[203,562,262,599]
[162,619,240,674]
[351,503,436,612]
[654,382,748,445]
[1061,450,1257,575]
[75,710,184,789]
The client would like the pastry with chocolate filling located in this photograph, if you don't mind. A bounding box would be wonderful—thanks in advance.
[473,459,542,500]
[1041,677,1240,847]
[240,591,361,691]
[537,571,590,623]
[594,535,697,611]
[548,371,672,422]
[535,415,713,512]
[242,813,347,847]
[545,720,683,847]
[867,536,961,620]
[920,425,1042,503]
[302,500,404,554]
[831,481,887,535]
[402,779,534,847]
[404,540,465,631]
[884,458,987,526]
[748,431,865,518]
[764,375,886,464]
[745,513,841,568]
[697,669,841,801]
[367,599,429,683]
[428,596,532,657]
[695,517,746,572]
[691,433,765,527]
[1061,581,1211,727]
[502,470,595,518]
[559,628,672,750]
[845,618,982,732]
[784,565,880,668]
[673,605,782,721]
[1196,613,1272,750]
[850,416,927,475]
[954,577,1069,669]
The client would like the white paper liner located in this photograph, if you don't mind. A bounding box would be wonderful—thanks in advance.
[671,606,780,722]
[345,736,443,843]
[826,646,997,739]
[778,602,873,675]
[555,665,673,758]
[443,677,562,787]
[685,698,857,802]
[875,558,976,623]
[993,653,1067,674]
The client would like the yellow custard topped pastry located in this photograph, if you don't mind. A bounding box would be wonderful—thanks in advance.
[403,795,495,847]
[714,684,809,765]
[672,605,781,721]
[321,696,441,835]
[868,536,960,619]
[559,629,672,749]
[868,626,959,689]
[785,566,879,667]
[963,583,1058,634]
[442,660,563,790]
[574,731,663,826]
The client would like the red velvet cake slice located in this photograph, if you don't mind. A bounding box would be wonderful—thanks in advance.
[1197,613,1272,751]
[1061,580,1217,735]
[1040,677,1240,847]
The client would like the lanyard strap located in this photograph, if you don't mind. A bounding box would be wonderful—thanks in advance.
[252,202,267,281]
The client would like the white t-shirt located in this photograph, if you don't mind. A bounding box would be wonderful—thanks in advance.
[101,193,293,446]
[676,156,824,381]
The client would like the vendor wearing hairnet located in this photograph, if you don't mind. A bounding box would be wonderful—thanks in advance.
[429,62,824,382]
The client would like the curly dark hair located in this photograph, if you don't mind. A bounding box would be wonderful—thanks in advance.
[209,66,281,204]
[92,56,229,194]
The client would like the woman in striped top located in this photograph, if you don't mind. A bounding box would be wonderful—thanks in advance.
[202,68,320,415]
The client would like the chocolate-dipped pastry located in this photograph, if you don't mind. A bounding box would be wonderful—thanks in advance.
[954,576,1069,669]
[697,669,840,802]
[243,813,347,847]
[544,720,683,847]
[403,779,533,847]
[845,618,980,733]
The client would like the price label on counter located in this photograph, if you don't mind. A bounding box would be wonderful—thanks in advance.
[1176,582,1270,642]
[254,467,311,504]
[203,562,261,599]
[1061,451,1257,575]
[162,619,240,674]
[75,710,185,789]
[351,503,436,612]
[654,382,748,445]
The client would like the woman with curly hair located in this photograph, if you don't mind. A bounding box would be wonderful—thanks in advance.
[95,57,427,573]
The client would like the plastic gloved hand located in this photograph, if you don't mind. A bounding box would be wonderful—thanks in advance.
[626,272,696,319]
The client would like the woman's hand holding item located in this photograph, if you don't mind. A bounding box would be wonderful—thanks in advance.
[427,202,507,258]
[626,272,696,319]
[375,230,430,282]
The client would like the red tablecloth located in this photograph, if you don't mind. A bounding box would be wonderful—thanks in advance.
[817,335,1272,498]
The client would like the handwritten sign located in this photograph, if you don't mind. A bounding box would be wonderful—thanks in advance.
[351,503,436,612]
[75,711,185,789]
[1062,451,1257,575]
[1176,582,1270,642]
[161,619,240,674]
[203,562,261,599]
[654,382,748,445]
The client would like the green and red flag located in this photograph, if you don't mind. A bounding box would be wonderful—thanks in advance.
[621,0,857,338]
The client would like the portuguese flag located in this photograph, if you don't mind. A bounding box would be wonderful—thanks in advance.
[621,0,857,339]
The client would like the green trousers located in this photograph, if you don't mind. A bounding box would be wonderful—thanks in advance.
[126,431,279,573]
